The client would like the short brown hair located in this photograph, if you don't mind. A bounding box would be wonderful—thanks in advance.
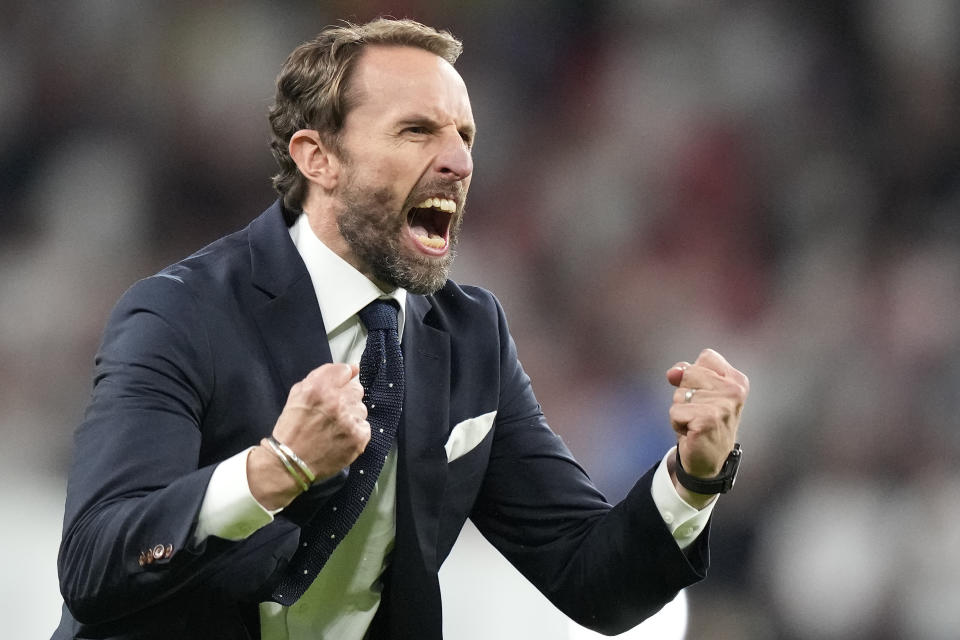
[268,18,463,210]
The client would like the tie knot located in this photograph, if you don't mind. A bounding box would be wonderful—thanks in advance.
[358,299,399,333]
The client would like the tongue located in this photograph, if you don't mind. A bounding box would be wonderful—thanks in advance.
[410,221,430,237]
[408,207,447,249]
[409,209,441,239]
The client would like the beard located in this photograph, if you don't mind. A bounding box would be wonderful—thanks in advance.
[336,177,465,295]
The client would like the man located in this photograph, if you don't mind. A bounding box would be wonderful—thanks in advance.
[54,18,748,640]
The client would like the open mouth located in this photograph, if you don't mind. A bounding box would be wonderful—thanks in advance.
[406,197,456,253]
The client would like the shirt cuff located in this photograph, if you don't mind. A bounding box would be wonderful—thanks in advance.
[650,446,717,550]
[193,447,279,544]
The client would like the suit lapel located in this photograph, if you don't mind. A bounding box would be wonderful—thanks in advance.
[397,293,450,573]
[248,203,333,392]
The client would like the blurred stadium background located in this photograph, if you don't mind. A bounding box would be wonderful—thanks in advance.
[2,1,959,638]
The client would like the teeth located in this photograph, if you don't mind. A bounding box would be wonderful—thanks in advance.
[418,235,447,249]
[415,197,456,213]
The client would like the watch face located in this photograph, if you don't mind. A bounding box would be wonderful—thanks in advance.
[721,444,742,493]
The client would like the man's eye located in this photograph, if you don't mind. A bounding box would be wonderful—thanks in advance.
[404,126,428,135]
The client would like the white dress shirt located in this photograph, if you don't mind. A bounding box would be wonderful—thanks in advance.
[192,212,714,639]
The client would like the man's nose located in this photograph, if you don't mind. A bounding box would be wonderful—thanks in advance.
[434,129,473,181]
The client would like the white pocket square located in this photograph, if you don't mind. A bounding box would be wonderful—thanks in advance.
[444,410,497,462]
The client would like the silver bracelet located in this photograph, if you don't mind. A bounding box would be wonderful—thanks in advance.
[269,436,317,483]
[262,437,309,493]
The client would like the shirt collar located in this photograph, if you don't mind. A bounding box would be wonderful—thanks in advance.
[289,212,406,338]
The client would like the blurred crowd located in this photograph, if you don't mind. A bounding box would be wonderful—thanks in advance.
[2,1,959,638]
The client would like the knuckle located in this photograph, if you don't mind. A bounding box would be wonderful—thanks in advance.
[720,378,746,402]
[339,394,359,417]
[320,381,343,404]
[353,427,371,453]
[287,382,302,400]
[299,381,321,403]
[311,390,330,411]
[708,405,725,424]
[727,379,747,403]
[333,366,352,382]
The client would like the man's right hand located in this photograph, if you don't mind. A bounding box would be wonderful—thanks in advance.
[248,363,369,510]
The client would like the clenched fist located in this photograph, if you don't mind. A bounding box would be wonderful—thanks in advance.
[665,348,749,507]
[248,363,369,510]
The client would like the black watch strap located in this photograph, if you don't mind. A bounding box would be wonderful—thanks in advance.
[675,443,742,495]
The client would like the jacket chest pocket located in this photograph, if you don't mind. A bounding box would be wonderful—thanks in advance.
[437,425,494,562]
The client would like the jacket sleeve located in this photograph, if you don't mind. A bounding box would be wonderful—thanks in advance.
[57,274,294,625]
[469,294,709,636]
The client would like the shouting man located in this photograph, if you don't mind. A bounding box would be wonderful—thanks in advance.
[55,18,748,640]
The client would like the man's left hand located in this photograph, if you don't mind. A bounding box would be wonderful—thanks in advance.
[665,348,749,507]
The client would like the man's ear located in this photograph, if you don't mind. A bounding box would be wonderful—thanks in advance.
[289,129,341,192]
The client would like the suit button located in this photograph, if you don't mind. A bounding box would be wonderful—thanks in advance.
[152,544,165,560]
[164,544,174,559]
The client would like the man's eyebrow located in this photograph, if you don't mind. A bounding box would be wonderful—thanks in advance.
[396,116,476,138]
[396,115,440,129]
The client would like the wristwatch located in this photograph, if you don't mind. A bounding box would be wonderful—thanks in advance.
[675,443,742,494]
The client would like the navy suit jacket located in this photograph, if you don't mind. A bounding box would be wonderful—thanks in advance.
[54,201,708,639]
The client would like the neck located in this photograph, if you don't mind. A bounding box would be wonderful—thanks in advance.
[302,205,394,294]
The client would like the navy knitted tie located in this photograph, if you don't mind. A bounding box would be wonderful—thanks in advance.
[271,299,404,605]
